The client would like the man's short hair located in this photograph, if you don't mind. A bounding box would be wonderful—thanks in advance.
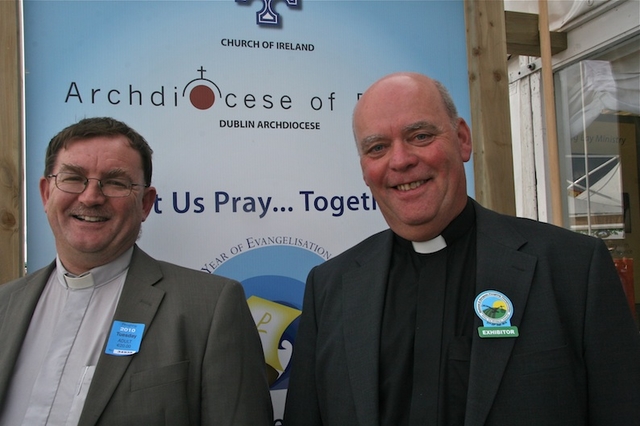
[44,117,153,185]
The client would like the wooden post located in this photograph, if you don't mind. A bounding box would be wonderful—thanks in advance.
[464,0,516,215]
[538,0,564,226]
[0,0,25,283]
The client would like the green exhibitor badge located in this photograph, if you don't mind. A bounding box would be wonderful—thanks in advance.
[474,290,519,339]
[477,326,519,338]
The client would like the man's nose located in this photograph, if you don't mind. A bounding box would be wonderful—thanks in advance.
[78,178,107,203]
[389,141,418,170]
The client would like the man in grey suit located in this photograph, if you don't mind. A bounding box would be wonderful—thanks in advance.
[283,72,640,425]
[0,117,273,425]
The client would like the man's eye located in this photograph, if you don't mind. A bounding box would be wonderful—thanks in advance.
[364,145,387,156]
[104,179,130,189]
[413,133,437,144]
[60,174,84,183]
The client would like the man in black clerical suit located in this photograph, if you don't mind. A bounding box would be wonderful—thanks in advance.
[283,72,640,426]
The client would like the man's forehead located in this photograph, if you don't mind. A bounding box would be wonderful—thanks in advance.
[55,137,143,170]
[63,134,130,148]
[356,90,439,123]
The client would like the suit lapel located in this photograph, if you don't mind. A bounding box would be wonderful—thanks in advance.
[342,230,393,426]
[79,247,165,426]
[465,203,537,426]
[0,265,53,403]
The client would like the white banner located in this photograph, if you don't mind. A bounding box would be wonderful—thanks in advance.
[24,0,470,420]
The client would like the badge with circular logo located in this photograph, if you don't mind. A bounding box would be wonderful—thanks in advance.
[474,290,519,338]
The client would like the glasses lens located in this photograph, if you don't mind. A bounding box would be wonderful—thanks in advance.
[54,173,132,197]
[55,173,86,194]
[101,178,132,197]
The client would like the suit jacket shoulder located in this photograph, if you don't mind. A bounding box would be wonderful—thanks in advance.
[474,199,599,246]
[312,229,393,277]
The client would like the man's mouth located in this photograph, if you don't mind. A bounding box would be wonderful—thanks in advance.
[396,180,427,191]
[74,215,107,222]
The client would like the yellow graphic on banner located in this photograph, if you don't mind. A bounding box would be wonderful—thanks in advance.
[248,296,301,373]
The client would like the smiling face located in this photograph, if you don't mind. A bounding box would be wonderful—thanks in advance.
[40,135,157,274]
[354,73,472,241]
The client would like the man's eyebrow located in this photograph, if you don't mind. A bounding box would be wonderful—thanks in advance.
[403,121,440,133]
[102,168,129,178]
[359,134,386,148]
[57,164,86,174]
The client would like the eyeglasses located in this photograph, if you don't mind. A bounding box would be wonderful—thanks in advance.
[47,172,149,198]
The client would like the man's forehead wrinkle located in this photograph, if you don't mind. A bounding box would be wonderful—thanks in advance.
[103,168,131,179]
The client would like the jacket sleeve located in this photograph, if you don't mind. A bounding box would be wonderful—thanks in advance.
[583,239,640,424]
[201,280,274,425]
[283,266,323,426]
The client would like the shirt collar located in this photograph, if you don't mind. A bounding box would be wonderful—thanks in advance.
[409,198,476,254]
[412,236,447,254]
[56,247,134,290]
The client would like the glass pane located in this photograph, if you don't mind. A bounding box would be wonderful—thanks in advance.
[554,36,640,319]
[566,113,625,239]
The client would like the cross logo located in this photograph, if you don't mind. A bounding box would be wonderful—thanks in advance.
[236,0,300,26]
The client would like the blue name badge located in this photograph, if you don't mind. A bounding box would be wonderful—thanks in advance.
[105,321,145,356]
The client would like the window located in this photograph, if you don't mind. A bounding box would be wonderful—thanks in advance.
[554,35,639,316]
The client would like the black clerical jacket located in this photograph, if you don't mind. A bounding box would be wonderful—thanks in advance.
[284,199,640,426]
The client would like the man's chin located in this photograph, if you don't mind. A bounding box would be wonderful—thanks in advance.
[386,221,439,241]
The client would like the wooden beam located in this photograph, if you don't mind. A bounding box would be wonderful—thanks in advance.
[538,0,564,226]
[464,0,516,215]
[0,0,24,283]
[505,10,567,57]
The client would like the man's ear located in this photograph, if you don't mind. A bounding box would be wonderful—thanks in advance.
[141,186,158,222]
[456,118,472,162]
[40,176,52,212]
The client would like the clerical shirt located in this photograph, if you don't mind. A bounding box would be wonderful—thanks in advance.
[379,199,476,426]
[0,248,132,426]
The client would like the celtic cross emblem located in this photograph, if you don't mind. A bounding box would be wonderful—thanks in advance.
[236,0,300,26]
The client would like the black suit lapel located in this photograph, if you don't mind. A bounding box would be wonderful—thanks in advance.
[465,203,537,426]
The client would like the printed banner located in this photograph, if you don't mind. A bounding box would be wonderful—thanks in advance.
[24,0,470,420]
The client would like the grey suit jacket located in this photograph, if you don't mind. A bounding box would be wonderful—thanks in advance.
[0,245,273,425]
[284,200,640,426]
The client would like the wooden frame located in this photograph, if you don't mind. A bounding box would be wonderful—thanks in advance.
[0,0,24,283]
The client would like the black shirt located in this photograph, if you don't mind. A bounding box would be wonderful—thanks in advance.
[379,199,477,426]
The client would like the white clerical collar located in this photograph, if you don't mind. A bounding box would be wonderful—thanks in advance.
[412,235,447,254]
[56,247,134,290]
[63,272,95,289]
